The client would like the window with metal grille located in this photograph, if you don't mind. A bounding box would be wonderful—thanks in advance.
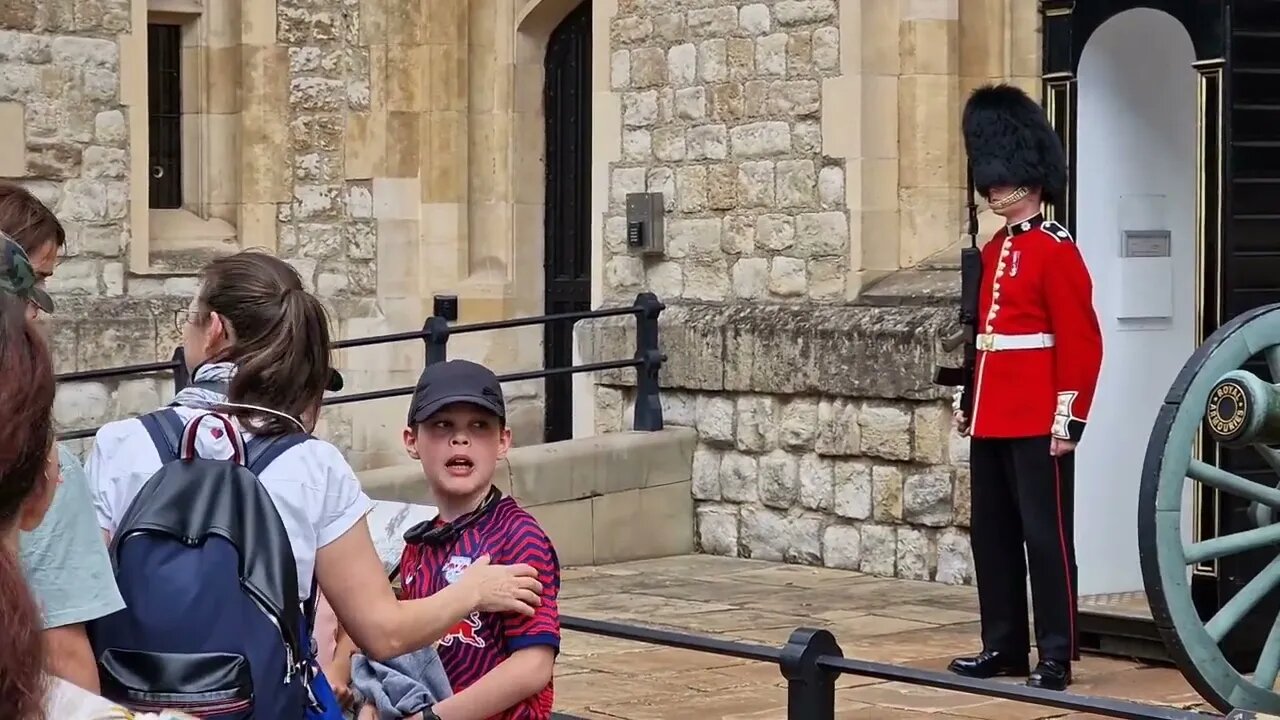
[147,23,182,209]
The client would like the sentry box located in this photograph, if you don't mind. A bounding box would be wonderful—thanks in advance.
[625,192,664,256]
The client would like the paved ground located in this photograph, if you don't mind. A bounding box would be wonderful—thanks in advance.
[552,555,1214,719]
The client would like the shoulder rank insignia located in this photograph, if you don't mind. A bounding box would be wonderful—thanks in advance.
[1041,219,1074,244]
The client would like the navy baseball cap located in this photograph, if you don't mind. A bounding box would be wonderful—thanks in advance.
[407,359,506,425]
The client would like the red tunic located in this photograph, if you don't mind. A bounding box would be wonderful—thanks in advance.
[965,215,1103,442]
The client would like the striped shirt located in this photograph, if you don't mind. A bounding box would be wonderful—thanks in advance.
[400,495,560,719]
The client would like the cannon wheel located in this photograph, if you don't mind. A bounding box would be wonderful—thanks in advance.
[1139,303,1280,713]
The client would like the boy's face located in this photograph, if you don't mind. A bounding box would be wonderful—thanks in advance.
[403,402,512,500]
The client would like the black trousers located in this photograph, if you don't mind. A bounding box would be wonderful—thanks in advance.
[969,435,1079,662]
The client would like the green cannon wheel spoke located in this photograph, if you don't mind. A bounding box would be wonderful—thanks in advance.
[1206,553,1280,642]
[1259,445,1280,476]
[1184,522,1280,564]
[1253,613,1280,691]
[1189,459,1280,511]
[1265,345,1280,382]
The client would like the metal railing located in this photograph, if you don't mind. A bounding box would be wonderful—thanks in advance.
[555,617,1214,720]
[54,292,667,441]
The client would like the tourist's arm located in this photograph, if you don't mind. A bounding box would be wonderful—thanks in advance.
[23,445,126,692]
[315,519,541,661]
[44,625,101,693]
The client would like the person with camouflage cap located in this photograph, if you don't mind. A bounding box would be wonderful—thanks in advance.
[0,182,126,697]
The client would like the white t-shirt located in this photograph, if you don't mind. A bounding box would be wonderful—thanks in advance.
[87,405,373,600]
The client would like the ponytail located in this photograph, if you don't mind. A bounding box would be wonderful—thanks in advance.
[198,252,333,435]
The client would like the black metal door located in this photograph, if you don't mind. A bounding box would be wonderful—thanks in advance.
[1209,0,1280,668]
[542,1,591,443]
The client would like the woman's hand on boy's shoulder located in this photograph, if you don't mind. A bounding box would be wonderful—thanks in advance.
[456,554,543,617]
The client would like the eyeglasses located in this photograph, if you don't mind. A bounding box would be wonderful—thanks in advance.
[173,308,204,333]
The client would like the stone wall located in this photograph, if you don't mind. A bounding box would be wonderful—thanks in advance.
[586,294,974,584]
[587,0,1045,585]
[603,0,849,306]
[1,0,561,466]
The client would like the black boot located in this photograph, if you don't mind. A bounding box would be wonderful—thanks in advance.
[947,650,1030,678]
[1026,659,1071,690]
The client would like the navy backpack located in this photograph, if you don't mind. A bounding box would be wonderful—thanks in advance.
[88,408,331,719]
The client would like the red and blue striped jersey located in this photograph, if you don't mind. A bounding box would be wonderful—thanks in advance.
[399,495,560,720]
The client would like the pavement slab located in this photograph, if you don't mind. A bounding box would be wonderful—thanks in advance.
[551,554,1219,719]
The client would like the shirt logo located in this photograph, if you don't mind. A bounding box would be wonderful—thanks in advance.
[442,555,473,585]
[440,611,486,648]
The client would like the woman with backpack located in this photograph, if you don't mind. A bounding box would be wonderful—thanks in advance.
[85,250,541,718]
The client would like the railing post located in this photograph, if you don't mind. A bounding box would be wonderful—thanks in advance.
[171,347,190,391]
[424,315,450,365]
[779,627,841,720]
[433,293,459,322]
[631,292,665,431]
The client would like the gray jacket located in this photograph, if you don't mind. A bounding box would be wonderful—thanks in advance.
[348,645,453,719]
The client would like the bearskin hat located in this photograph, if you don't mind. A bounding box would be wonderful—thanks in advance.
[962,83,1066,205]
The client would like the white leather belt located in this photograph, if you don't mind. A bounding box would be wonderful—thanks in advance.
[976,332,1055,352]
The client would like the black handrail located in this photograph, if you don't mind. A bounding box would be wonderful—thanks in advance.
[558,616,1213,720]
[54,293,666,441]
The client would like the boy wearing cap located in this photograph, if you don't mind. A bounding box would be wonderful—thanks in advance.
[334,359,560,720]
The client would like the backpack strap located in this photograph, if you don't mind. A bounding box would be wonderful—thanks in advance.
[241,432,321,660]
[139,409,185,464]
[244,432,310,475]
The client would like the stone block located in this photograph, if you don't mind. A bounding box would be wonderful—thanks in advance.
[758,449,798,508]
[593,482,695,564]
[692,445,723,500]
[833,459,871,520]
[860,0,901,75]
[859,523,896,576]
[240,46,291,203]
[900,18,956,75]
[871,464,903,522]
[896,527,934,580]
[822,523,860,570]
[935,527,973,584]
[898,74,957,189]
[776,0,837,26]
[778,397,817,450]
[740,505,822,564]
[798,453,833,511]
[384,111,421,178]
[423,112,466,202]
[526,498,594,567]
[695,394,735,445]
[0,102,24,176]
[860,402,913,460]
[903,467,952,526]
[719,451,758,503]
[695,502,739,556]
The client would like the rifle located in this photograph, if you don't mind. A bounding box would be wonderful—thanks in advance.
[933,163,983,424]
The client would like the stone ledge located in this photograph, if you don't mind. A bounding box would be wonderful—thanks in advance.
[580,301,960,401]
[858,268,960,307]
[359,428,698,566]
[360,428,697,506]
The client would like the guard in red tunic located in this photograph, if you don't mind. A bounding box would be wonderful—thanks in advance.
[947,84,1104,691]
